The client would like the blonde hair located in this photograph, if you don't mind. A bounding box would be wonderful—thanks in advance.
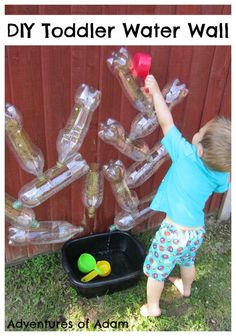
[200,117,231,172]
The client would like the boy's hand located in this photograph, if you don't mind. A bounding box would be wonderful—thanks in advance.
[140,87,153,104]
[145,75,161,96]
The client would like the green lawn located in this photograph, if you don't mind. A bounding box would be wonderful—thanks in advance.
[5,214,231,331]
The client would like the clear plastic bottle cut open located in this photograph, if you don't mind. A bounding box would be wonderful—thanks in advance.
[5,193,39,229]
[99,118,150,161]
[113,192,156,231]
[17,153,89,208]
[128,79,189,140]
[82,163,104,218]
[107,48,154,116]
[5,103,44,176]
[103,160,139,212]
[126,143,169,189]
[57,84,101,162]
[8,221,84,245]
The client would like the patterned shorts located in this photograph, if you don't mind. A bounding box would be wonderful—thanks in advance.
[143,220,205,281]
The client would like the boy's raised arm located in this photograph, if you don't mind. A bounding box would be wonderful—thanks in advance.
[145,75,174,135]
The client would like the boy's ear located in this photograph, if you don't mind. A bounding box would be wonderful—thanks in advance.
[197,143,204,157]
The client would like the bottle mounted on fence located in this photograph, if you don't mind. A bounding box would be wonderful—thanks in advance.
[128,79,189,140]
[126,143,169,189]
[128,114,158,141]
[107,48,154,116]
[5,193,39,229]
[8,221,84,246]
[103,160,139,213]
[5,103,44,176]
[163,78,189,106]
[113,192,156,231]
[98,118,150,161]
[57,84,101,162]
[82,163,104,218]
[16,153,89,208]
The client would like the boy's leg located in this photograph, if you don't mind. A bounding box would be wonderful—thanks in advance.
[169,227,204,297]
[169,265,195,297]
[181,265,195,296]
[140,277,164,317]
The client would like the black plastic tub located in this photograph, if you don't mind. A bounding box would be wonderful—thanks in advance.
[62,231,146,298]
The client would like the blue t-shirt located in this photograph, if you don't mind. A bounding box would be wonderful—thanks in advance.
[150,125,230,227]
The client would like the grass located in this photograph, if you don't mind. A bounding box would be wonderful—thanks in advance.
[5,213,231,331]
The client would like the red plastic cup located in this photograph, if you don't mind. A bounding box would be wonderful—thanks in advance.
[131,52,152,79]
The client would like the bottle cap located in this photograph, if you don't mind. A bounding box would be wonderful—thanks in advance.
[31,220,40,228]
[12,200,22,209]
[109,224,117,232]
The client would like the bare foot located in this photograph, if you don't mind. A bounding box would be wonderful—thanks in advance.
[140,304,161,317]
[168,277,191,297]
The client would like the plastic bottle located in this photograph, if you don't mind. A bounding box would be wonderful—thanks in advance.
[103,160,139,212]
[5,193,39,229]
[57,84,101,162]
[16,153,89,208]
[98,118,150,161]
[5,103,44,176]
[113,192,156,231]
[163,78,189,106]
[8,221,84,246]
[129,114,158,141]
[82,163,104,218]
[128,79,189,140]
[126,143,169,189]
[107,48,154,116]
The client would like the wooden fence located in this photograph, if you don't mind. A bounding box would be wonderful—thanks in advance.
[5,4,231,263]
